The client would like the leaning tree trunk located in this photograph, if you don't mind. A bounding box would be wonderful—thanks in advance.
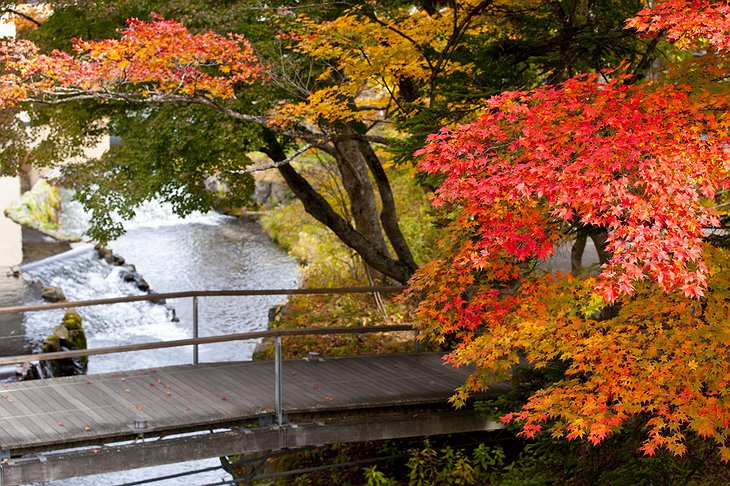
[332,137,391,281]
[261,132,415,284]
[356,137,417,274]
[571,224,610,276]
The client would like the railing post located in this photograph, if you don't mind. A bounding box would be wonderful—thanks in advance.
[274,335,284,425]
[414,329,421,353]
[192,296,199,365]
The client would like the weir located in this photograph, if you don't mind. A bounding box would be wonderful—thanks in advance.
[18,245,96,273]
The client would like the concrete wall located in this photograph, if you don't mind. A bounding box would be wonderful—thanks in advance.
[0,177,23,267]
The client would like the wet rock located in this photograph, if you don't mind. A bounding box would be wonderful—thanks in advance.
[118,267,136,282]
[38,311,88,378]
[119,265,149,291]
[18,312,89,381]
[98,246,156,292]
[96,246,126,266]
[15,362,42,381]
[41,285,66,302]
[148,291,166,305]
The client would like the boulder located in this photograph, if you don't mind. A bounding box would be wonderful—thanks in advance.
[118,265,150,291]
[41,285,66,302]
[252,176,294,209]
[96,246,125,266]
[37,311,88,378]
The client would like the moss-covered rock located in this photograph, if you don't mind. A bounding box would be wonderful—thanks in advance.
[39,311,88,377]
[3,179,80,241]
[41,285,66,302]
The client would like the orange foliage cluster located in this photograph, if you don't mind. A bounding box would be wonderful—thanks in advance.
[273,1,513,128]
[0,15,264,106]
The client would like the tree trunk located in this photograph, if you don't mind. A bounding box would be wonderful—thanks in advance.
[571,224,610,276]
[261,133,415,284]
[332,137,391,280]
[357,138,417,274]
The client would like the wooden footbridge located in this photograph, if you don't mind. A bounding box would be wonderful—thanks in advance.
[0,288,506,485]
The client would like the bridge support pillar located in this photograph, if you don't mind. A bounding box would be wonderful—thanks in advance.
[274,335,284,425]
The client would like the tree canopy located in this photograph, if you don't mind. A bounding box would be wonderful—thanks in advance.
[0,0,659,283]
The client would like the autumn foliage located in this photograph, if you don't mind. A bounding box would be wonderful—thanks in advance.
[418,74,728,301]
[627,0,730,51]
[411,0,730,459]
[0,15,264,106]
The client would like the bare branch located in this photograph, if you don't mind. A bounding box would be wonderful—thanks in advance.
[226,143,315,174]
[26,88,394,146]
[2,8,42,27]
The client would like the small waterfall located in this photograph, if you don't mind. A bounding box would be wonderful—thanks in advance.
[17,194,299,485]
[21,244,185,374]
[20,195,299,373]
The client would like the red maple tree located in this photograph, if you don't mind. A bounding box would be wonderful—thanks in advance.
[411,0,730,459]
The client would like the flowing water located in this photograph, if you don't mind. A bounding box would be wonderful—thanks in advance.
[10,199,299,485]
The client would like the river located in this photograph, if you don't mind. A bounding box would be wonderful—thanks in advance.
[4,201,299,485]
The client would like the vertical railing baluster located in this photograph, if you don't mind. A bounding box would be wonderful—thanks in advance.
[275,335,284,425]
[192,296,199,365]
[414,329,421,352]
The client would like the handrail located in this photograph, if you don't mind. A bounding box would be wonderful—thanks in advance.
[0,286,407,315]
[0,324,415,366]
[0,286,416,427]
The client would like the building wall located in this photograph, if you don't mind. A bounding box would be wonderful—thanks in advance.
[0,177,23,267]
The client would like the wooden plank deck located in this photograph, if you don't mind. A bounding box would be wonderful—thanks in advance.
[0,352,493,456]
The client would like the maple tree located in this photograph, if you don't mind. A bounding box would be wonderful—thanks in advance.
[410,0,730,460]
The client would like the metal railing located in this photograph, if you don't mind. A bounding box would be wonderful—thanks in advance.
[0,286,412,425]
[0,286,407,364]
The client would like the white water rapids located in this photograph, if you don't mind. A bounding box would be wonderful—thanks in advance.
[15,198,299,485]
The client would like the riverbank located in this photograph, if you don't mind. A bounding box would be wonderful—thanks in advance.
[0,226,78,361]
